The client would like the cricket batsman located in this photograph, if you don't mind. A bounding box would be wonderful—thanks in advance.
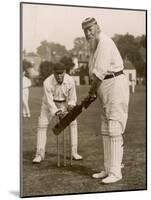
[33,62,82,163]
[82,17,129,183]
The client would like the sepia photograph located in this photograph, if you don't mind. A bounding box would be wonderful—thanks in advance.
[20,2,147,198]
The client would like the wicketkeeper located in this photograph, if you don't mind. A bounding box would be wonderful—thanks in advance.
[33,62,82,163]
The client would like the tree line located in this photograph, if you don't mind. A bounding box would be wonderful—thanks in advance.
[24,33,146,85]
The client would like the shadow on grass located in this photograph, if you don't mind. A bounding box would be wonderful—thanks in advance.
[22,150,94,177]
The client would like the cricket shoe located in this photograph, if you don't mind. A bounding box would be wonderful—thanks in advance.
[92,171,108,179]
[23,113,27,118]
[27,113,31,118]
[32,155,43,164]
[102,174,122,184]
[72,153,83,160]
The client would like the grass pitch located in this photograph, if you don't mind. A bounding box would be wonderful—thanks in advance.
[21,85,146,197]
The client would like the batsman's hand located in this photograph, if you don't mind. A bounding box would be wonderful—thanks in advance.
[83,94,97,109]
[88,94,97,102]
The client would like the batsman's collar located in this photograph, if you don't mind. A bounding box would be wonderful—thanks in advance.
[82,17,97,29]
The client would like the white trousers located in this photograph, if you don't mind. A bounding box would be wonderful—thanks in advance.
[35,103,79,158]
[23,88,30,116]
[98,74,129,135]
[97,74,129,178]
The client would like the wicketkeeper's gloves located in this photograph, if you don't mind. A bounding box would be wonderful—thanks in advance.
[55,110,68,120]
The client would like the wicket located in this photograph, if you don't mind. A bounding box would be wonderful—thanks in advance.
[56,117,72,167]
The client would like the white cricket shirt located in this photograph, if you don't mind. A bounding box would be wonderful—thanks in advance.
[42,73,77,115]
[89,32,124,81]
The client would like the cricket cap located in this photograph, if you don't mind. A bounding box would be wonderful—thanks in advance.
[82,17,97,29]
[53,62,66,72]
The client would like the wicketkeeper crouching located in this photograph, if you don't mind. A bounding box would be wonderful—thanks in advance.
[33,62,82,163]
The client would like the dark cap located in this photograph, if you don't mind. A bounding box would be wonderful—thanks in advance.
[53,62,66,72]
[82,17,97,29]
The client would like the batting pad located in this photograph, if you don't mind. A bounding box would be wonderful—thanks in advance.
[101,120,122,136]
[108,120,123,136]
[69,120,78,150]
[36,127,47,158]
[103,135,110,174]
[109,135,123,178]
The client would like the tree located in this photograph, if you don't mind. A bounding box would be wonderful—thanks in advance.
[39,61,54,85]
[36,40,69,62]
[113,33,138,60]
[70,37,90,60]
[113,33,146,77]
[140,35,146,48]
[26,52,37,57]
[50,42,68,57]
[36,40,48,60]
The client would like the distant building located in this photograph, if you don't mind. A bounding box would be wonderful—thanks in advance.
[124,57,136,93]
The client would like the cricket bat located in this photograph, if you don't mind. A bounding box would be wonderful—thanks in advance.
[52,95,96,135]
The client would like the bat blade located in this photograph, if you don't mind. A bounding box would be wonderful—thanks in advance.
[52,95,96,135]
[52,104,83,135]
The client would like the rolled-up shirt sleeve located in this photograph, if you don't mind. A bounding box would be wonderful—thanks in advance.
[43,82,58,116]
[92,40,111,81]
[67,80,77,106]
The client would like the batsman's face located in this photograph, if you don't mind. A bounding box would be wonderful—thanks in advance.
[84,24,98,41]
[54,71,65,84]
[84,24,100,53]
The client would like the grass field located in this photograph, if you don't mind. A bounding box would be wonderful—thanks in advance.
[21,85,147,197]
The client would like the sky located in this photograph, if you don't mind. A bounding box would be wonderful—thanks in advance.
[22,3,146,53]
